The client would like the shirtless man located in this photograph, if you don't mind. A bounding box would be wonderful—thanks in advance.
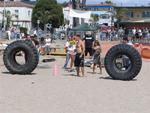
[74,34,85,77]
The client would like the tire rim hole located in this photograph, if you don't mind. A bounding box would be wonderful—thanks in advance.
[114,55,132,71]
[15,51,26,65]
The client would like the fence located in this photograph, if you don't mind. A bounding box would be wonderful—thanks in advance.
[132,39,150,45]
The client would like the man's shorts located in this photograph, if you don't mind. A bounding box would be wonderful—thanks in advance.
[74,53,84,67]
[85,48,93,56]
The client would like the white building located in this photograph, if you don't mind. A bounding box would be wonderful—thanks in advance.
[63,6,114,28]
[89,11,113,26]
[0,1,33,31]
[63,7,73,28]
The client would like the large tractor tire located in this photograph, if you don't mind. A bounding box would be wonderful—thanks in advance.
[104,44,142,80]
[3,40,39,74]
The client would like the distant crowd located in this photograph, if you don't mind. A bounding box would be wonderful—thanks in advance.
[98,27,150,41]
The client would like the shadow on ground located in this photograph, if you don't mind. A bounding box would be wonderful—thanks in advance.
[1,72,37,76]
[99,76,137,81]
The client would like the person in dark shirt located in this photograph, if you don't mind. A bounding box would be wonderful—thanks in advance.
[83,31,95,57]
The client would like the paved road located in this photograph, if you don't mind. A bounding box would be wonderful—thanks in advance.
[0,53,150,113]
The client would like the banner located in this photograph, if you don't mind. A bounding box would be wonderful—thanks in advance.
[69,9,91,19]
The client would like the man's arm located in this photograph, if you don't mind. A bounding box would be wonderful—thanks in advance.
[81,41,85,55]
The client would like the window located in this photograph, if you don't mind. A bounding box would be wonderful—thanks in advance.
[15,15,19,19]
[142,11,150,18]
[100,14,109,19]
[28,10,31,16]
[15,10,19,13]
[127,12,134,18]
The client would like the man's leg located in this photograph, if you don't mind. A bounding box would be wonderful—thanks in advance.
[81,67,84,76]
[85,48,88,57]
[76,67,80,76]
[89,48,93,57]
[99,62,102,74]
[63,53,70,68]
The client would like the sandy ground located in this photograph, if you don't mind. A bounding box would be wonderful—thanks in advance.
[0,40,150,113]
[0,55,150,113]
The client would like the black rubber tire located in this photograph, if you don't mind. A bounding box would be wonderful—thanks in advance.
[104,44,142,80]
[3,40,39,74]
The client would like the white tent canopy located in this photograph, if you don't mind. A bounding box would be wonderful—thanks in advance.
[69,9,91,19]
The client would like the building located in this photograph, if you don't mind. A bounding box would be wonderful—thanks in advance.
[81,3,115,26]
[63,3,115,28]
[81,3,114,11]
[0,1,34,31]
[116,6,150,28]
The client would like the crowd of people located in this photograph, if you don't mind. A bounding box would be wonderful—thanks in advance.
[98,27,150,41]
[63,31,102,77]
[63,27,146,77]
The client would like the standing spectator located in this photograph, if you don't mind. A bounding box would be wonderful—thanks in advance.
[144,28,149,39]
[107,27,111,40]
[33,29,37,37]
[83,31,95,58]
[118,27,124,39]
[63,38,71,69]
[92,40,102,74]
[124,27,129,38]
[74,34,85,77]
[6,29,11,40]
[138,28,142,39]
[132,27,136,37]
[68,37,76,71]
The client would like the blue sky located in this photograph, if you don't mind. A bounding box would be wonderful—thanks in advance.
[57,0,150,6]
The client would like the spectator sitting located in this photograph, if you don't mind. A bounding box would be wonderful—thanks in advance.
[39,37,51,55]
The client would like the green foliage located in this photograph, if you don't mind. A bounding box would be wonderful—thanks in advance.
[20,27,28,35]
[6,10,12,29]
[61,1,68,7]
[32,0,64,29]
[91,14,99,23]
[105,0,112,4]
[115,8,128,22]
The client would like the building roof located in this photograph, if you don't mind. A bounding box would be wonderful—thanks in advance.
[85,4,114,7]
[81,3,114,9]
[22,1,37,6]
[115,6,150,9]
[0,1,34,8]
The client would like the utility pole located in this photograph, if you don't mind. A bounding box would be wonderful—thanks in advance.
[3,0,6,31]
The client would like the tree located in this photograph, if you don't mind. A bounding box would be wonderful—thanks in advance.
[5,10,12,29]
[105,0,112,4]
[115,8,128,22]
[2,10,13,30]
[115,8,128,28]
[91,14,99,23]
[61,1,69,7]
[32,0,64,30]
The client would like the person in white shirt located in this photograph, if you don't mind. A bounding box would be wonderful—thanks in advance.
[63,38,71,69]
[68,37,76,71]
[132,27,136,36]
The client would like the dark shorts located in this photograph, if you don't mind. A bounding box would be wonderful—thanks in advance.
[85,48,93,56]
[74,53,84,67]
[93,55,101,64]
